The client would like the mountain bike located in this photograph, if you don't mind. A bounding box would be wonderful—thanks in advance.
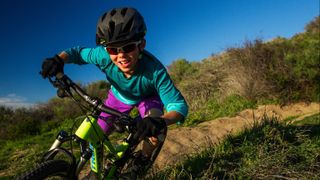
[17,72,167,179]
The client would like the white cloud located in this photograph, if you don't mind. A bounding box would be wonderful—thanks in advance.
[0,94,35,109]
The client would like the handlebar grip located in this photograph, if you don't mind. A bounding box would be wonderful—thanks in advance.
[46,72,132,120]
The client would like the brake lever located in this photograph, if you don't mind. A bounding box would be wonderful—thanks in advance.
[118,115,135,126]
[47,74,71,98]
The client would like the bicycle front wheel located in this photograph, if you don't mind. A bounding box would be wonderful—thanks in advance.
[16,159,71,180]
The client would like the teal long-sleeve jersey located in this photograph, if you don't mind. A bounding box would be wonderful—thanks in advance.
[65,46,188,117]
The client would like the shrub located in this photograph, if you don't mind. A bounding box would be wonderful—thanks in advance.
[168,58,198,83]
[3,107,43,139]
[224,16,319,103]
[85,80,110,99]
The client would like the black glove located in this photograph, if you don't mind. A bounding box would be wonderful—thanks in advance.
[41,55,64,78]
[133,117,167,141]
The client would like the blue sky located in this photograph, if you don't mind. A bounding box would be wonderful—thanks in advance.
[0,0,318,108]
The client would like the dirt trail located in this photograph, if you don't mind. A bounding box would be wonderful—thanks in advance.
[153,102,320,169]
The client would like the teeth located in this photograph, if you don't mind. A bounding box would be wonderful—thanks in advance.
[119,60,129,65]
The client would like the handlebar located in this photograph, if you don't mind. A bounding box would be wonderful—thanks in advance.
[48,73,132,124]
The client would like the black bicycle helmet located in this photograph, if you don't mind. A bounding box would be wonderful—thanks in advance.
[96,7,147,46]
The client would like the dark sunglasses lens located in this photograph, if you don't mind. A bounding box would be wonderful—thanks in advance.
[106,47,118,55]
[122,44,137,53]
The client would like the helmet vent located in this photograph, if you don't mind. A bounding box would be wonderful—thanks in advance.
[120,8,128,17]
[108,21,115,37]
[110,9,117,16]
[101,13,107,21]
[122,17,134,34]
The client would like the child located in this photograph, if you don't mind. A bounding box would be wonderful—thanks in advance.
[41,7,188,177]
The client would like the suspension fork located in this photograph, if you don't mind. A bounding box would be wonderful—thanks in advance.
[75,139,92,175]
[75,116,106,178]
[49,130,70,150]
[43,130,73,161]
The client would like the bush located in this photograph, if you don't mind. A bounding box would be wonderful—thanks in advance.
[3,107,43,139]
[283,17,320,101]
[168,58,198,83]
[224,16,320,103]
[0,106,14,138]
[225,39,282,101]
[170,56,227,124]
[7,117,41,138]
[85,80,110,100]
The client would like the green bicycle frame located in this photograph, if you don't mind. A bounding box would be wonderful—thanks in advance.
[75,116,129,179]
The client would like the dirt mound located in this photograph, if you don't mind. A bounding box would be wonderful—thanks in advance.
[154,102,320,169]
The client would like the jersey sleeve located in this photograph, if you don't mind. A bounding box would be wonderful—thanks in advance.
[64,46,111,68]
[153,64,188,117]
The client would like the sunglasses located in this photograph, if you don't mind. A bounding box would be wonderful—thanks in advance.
[106,41,141,55]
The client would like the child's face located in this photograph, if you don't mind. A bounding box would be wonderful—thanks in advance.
[107,40,145,78]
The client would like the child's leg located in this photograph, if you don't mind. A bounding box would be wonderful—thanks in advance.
[87,90,134,176]
[97,90,133,134]
[137,96,164,158]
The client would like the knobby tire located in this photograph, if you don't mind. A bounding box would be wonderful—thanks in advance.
[16,159,71,180]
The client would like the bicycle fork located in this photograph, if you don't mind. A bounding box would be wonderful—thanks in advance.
[46,130,93,177]
[49,130,69,151]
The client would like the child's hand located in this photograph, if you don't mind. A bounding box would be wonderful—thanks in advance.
[133,117,166,141]
[41,55,64,78]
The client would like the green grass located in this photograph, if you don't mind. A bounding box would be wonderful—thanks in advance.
[292,113,320,126]
[0,133,54,179]
[0,117,81,179]
[185,94,257,126]
[152,114,320,179]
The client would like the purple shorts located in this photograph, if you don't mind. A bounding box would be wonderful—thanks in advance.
[97,90,164,134]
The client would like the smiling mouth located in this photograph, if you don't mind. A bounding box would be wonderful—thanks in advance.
[118,60,131,67]
[119,60,128,64]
